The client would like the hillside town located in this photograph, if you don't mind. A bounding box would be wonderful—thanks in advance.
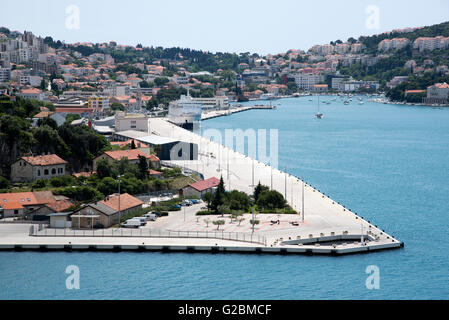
[1,24,449,116]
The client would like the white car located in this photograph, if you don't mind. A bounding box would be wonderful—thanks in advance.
[129,217,147,226]
[121,220,140,228]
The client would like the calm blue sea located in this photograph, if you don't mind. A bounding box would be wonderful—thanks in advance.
[1,96,449,299]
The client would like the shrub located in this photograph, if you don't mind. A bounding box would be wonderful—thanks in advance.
[32,179,47,189]
[196,210,215,216]
[0,176,10,189]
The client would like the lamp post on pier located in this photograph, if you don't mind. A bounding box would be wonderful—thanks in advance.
[117,175,124,228]
[302,176,305,223]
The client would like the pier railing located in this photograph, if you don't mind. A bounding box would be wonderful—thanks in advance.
[30,226,267,246]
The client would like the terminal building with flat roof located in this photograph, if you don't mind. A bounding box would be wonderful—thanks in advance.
[113,130,198,161]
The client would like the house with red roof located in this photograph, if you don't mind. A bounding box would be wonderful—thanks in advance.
[93,149,160,171]
[11,154,68,183]
[183,177,220,198]
[70,193,143,228]
[0,191,71,218]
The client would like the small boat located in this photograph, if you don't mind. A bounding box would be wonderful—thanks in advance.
[315,96,323,119]
[344,101,350,105]
[358,101,364,105]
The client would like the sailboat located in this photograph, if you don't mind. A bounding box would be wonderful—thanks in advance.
[315,96,323,119]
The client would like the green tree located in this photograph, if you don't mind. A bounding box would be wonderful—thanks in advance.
[138,155,149,179]
[256,190,286,210]
[202,192,213,210]
[0,176,10,189]
[211,176,226,213]
[217,204,231,217]
[37,117,58,130]
[96,159,112,179]
[253,182,269,203]
[212,219,225,230]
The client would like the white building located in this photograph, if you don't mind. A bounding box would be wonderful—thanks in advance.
[0,67,10,82]
[424,83,449,104]
[378,38,410,51]
[18,88,46,101]
[20,75,42,87]
[290,73,325,90]
[115,112,149,132]
[413,36,449,52]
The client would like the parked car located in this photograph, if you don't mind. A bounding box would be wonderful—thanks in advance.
[122,220,140,228]
[129,217,147,226]
[153,212,163,217]
[181,200,192,206]
[190,199,200,204]
[144,213,157,221]
[93,223,104,229]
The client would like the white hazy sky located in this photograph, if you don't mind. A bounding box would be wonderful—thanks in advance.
[1,0,448,54]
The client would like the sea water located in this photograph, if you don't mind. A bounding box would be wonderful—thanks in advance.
[1,96,448,299]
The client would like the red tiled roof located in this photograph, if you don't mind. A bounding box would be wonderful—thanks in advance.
[55,108,94,114]
[149,169,163,176]
[103,149,159,162]
[72,171,96,178]
[21,155,67,166]
[43,199,73,212]
[188,177,220,192]
[33,111,54,118]
[0,191,61,211]
[100,193,143,211]
[0,192,37,210]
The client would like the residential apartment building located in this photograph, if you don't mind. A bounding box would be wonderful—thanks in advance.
[88,96,110,113]
[423,83,449,104]
[18,88,46,101]
[0,67,10,82]
[289,72,325,90]
[378,38,410,51]
[413,36,449,52]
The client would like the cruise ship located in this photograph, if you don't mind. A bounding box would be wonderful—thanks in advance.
[168,92,203,130]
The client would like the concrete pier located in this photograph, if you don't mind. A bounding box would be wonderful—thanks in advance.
[146,118,402,254]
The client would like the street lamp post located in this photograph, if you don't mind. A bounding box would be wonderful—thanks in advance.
[302,176,305,223]
[284,166,287,200]
[117,175,123,228]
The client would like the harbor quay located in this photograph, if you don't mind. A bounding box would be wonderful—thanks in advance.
[149,118,403,253]
[201,104,276,121]
[0,118,403,256]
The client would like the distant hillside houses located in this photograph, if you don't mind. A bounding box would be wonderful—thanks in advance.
[423,83,449,104]
[413,36,449,52]
[378,38,410,51]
